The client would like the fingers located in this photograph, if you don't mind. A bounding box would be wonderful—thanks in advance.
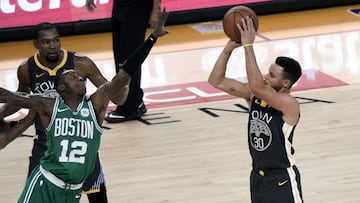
[151,7,169,38]
[237,16,256,44]
[235,17,251,34]
[85,4,96,12]
[238,16,254,31]
[161,7,169,22]
[158,8,169,30]
[236,23,242,32]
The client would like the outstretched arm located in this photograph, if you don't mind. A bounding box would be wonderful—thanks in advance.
[208,40,252,104]
[74,54,129,105]
[120,7,168,76]
[0,87,53,127]
[111,7,168,87]
[149,0,161,28]
[85,0,96,12]
[238,17,263,95]
[90,7,169,124]
[0,88,38,109]
[0,63,31,120]
[0,111,35,150]
[238,17,300,125]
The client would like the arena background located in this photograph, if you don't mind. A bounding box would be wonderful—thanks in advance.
[0,0,358,41]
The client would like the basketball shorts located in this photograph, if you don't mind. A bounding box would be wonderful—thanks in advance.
[82,153,106,194]
[250,165,303,203]
[29,140,106,195]
[18,165,83,203]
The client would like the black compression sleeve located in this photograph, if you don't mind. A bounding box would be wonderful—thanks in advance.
[121,34,157,76]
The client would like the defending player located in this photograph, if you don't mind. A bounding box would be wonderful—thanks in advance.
[0,8,168,203]
[0,22,129,202]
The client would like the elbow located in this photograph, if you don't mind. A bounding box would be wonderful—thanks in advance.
[208,76,220,88]
[208,79,218,89]
[208,77,215,87]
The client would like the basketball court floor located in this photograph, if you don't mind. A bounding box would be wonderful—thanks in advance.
[0,4,359,203]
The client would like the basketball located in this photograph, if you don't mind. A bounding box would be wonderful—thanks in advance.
[222,6,259,43]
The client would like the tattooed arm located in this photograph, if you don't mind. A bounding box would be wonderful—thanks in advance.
[208,40,252,105]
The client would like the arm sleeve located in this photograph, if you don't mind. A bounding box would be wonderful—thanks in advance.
[121,34,157,76]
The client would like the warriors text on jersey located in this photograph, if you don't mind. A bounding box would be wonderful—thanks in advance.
[248,96,298,169]
[41,96,103,184]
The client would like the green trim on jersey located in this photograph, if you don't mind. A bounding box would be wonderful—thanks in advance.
[41,96,103,184]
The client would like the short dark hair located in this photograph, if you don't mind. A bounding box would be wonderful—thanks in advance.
[33,22,58,40]
[275,56,302,87]
[54,70,73,91]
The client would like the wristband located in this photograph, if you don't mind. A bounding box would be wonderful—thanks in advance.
[223,49,231,55]
[149,33,158,42]
[243,43,253,48]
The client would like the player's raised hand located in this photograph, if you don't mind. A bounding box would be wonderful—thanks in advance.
[225,39,242,52]
[151,7,169,38]
[237,16,256,45]
[85,0,96,12]
[149,0,161,29]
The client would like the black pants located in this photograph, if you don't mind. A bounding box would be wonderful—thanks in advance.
[111,5,152,112]
[250,166,303,203]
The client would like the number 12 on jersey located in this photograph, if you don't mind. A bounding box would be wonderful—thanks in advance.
[59,139,87,164]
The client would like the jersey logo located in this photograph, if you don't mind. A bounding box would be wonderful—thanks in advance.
[278,180,288,186]
[57,108,68,113]
[249,119,272,151]
[255,99,267,107]
[35,72,46,78]
[348,8,360,17]
[80,108,90,117]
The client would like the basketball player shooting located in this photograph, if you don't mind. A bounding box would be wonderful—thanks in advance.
[208,15,304,203]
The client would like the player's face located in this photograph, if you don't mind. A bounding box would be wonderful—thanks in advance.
[264,63,285,92]
[63,71,87,96]
[35,29,61,62]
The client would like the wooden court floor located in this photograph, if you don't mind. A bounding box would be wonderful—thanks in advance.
[0,4,360,203]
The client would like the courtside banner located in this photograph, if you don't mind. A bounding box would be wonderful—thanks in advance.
[0,0,113,29]
[0,0,270,29]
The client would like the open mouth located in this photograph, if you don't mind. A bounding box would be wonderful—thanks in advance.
[48,52,58,57]
[47,53,59,61]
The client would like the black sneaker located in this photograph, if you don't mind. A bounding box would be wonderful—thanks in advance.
[105,103,147,123]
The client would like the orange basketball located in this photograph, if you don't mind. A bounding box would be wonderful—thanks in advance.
[222,6,259,43]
